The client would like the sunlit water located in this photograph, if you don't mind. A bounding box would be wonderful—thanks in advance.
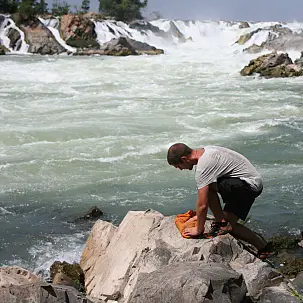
[0,20,302,275]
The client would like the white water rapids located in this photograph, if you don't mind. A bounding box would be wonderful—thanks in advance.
[0,16,302,275]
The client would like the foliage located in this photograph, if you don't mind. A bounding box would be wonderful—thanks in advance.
[51,0,70,15]
[36,0,47,14]
[99,0,148,22]
[18,0,39,16]
[0,0,18,13]
[81,0,89,13]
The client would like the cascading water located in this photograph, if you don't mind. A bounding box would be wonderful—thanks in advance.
[0,14,303,57]
[38,17,76,52]
[0,14,29,53]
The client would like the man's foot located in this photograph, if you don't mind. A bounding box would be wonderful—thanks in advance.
[206,220,233,238]
[258,243,277,260]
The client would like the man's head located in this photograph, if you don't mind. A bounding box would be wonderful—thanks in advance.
[167,143,194,170]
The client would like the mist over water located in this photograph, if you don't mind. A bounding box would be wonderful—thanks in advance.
[0,20,302,274]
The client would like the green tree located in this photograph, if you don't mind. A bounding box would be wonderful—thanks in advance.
[81,0,89,13]
[0,0,18,13]
[100,0,147,22]
[36,0,48,13]
[18,0,39,16]
[51,0,70,15]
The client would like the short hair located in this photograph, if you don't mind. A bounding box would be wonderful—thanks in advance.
[167,143,193,165]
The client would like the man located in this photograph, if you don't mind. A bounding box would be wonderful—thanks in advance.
[167,143,273,259]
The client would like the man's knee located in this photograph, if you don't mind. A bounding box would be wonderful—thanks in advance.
[223,211,239,226]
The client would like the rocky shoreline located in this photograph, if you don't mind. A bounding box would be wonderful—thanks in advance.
[0,13,164,56]
[2,14,303,78]
[1,210,302,302]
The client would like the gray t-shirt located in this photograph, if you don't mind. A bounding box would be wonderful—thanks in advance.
[195,146,263,191]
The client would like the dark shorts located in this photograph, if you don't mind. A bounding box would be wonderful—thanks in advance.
[217,177,262,221]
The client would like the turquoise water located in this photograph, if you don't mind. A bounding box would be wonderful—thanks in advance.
[0,32,302,273]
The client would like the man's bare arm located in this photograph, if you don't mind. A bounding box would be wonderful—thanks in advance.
[196,185,210,234]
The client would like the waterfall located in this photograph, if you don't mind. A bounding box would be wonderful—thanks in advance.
[0,14,29,53]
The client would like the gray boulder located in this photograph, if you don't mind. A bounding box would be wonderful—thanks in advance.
[239,21,250,29]
[259,285,302,303]
[240,52,303,78]
[239,24,303,53]
[294,51,303,67]
[0,15,5,28]
[99,37,164,56]
[1,283,94,303]
[128,262,247,303]
[129,20,166,36]
[0,266,95,303]
[11,14,66,55]
[0,45,6,55]
[7,28,21,51]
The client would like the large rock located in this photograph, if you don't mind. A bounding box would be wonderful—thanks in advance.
[0,266,94,303]
[293,271,303,294]
[236,28,262,45]
[0,45,7,55]
[128,262,247,303]
[59,14,99,49]
[11,14,66,55]
[81,210,296,302]
[7,28,21,51]
[0,14,5,28]
[50,261,84,291]
[238,23,303,53]
[99,37,164,56]
[259,285,302,303]
[239,21,250,29]
[101,37,138,56]
[240,52,303,78]
[1,283,94,303]
[0,266,41,286]
[124,37,164,55]
[294,51,303,67]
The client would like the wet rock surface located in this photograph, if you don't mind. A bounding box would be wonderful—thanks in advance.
[240,52,303,78]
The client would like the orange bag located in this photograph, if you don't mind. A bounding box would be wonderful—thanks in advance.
[174,210,197,239]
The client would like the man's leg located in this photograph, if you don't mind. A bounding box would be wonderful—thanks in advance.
[208,185,224,222]
[224,211,267,251]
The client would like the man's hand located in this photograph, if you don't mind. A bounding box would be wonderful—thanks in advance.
[187,215,197,223]
[184,226,204,237]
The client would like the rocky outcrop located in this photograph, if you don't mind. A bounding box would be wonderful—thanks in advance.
[7,28,21,50]
[93,37,164,56]
[129,262,247,303]
[236,28,262,45]
[59,14,99,49]
[243,43,264,54]
[73,206,103,222]
[240,52,303,78]
[0,266,94,303]
[0,14,5,28]
[124,37,164,55]
[11,14,66,55]
[129,20,186,43]
[129,20,166,36]
[239,21,250,29]
[294,51,303,67]
[102,37,138,56]
[0,45,7,55]
[80,210,300,303]
[167,21,187,43]
[50,261,84,291]
[237,24,303,53]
